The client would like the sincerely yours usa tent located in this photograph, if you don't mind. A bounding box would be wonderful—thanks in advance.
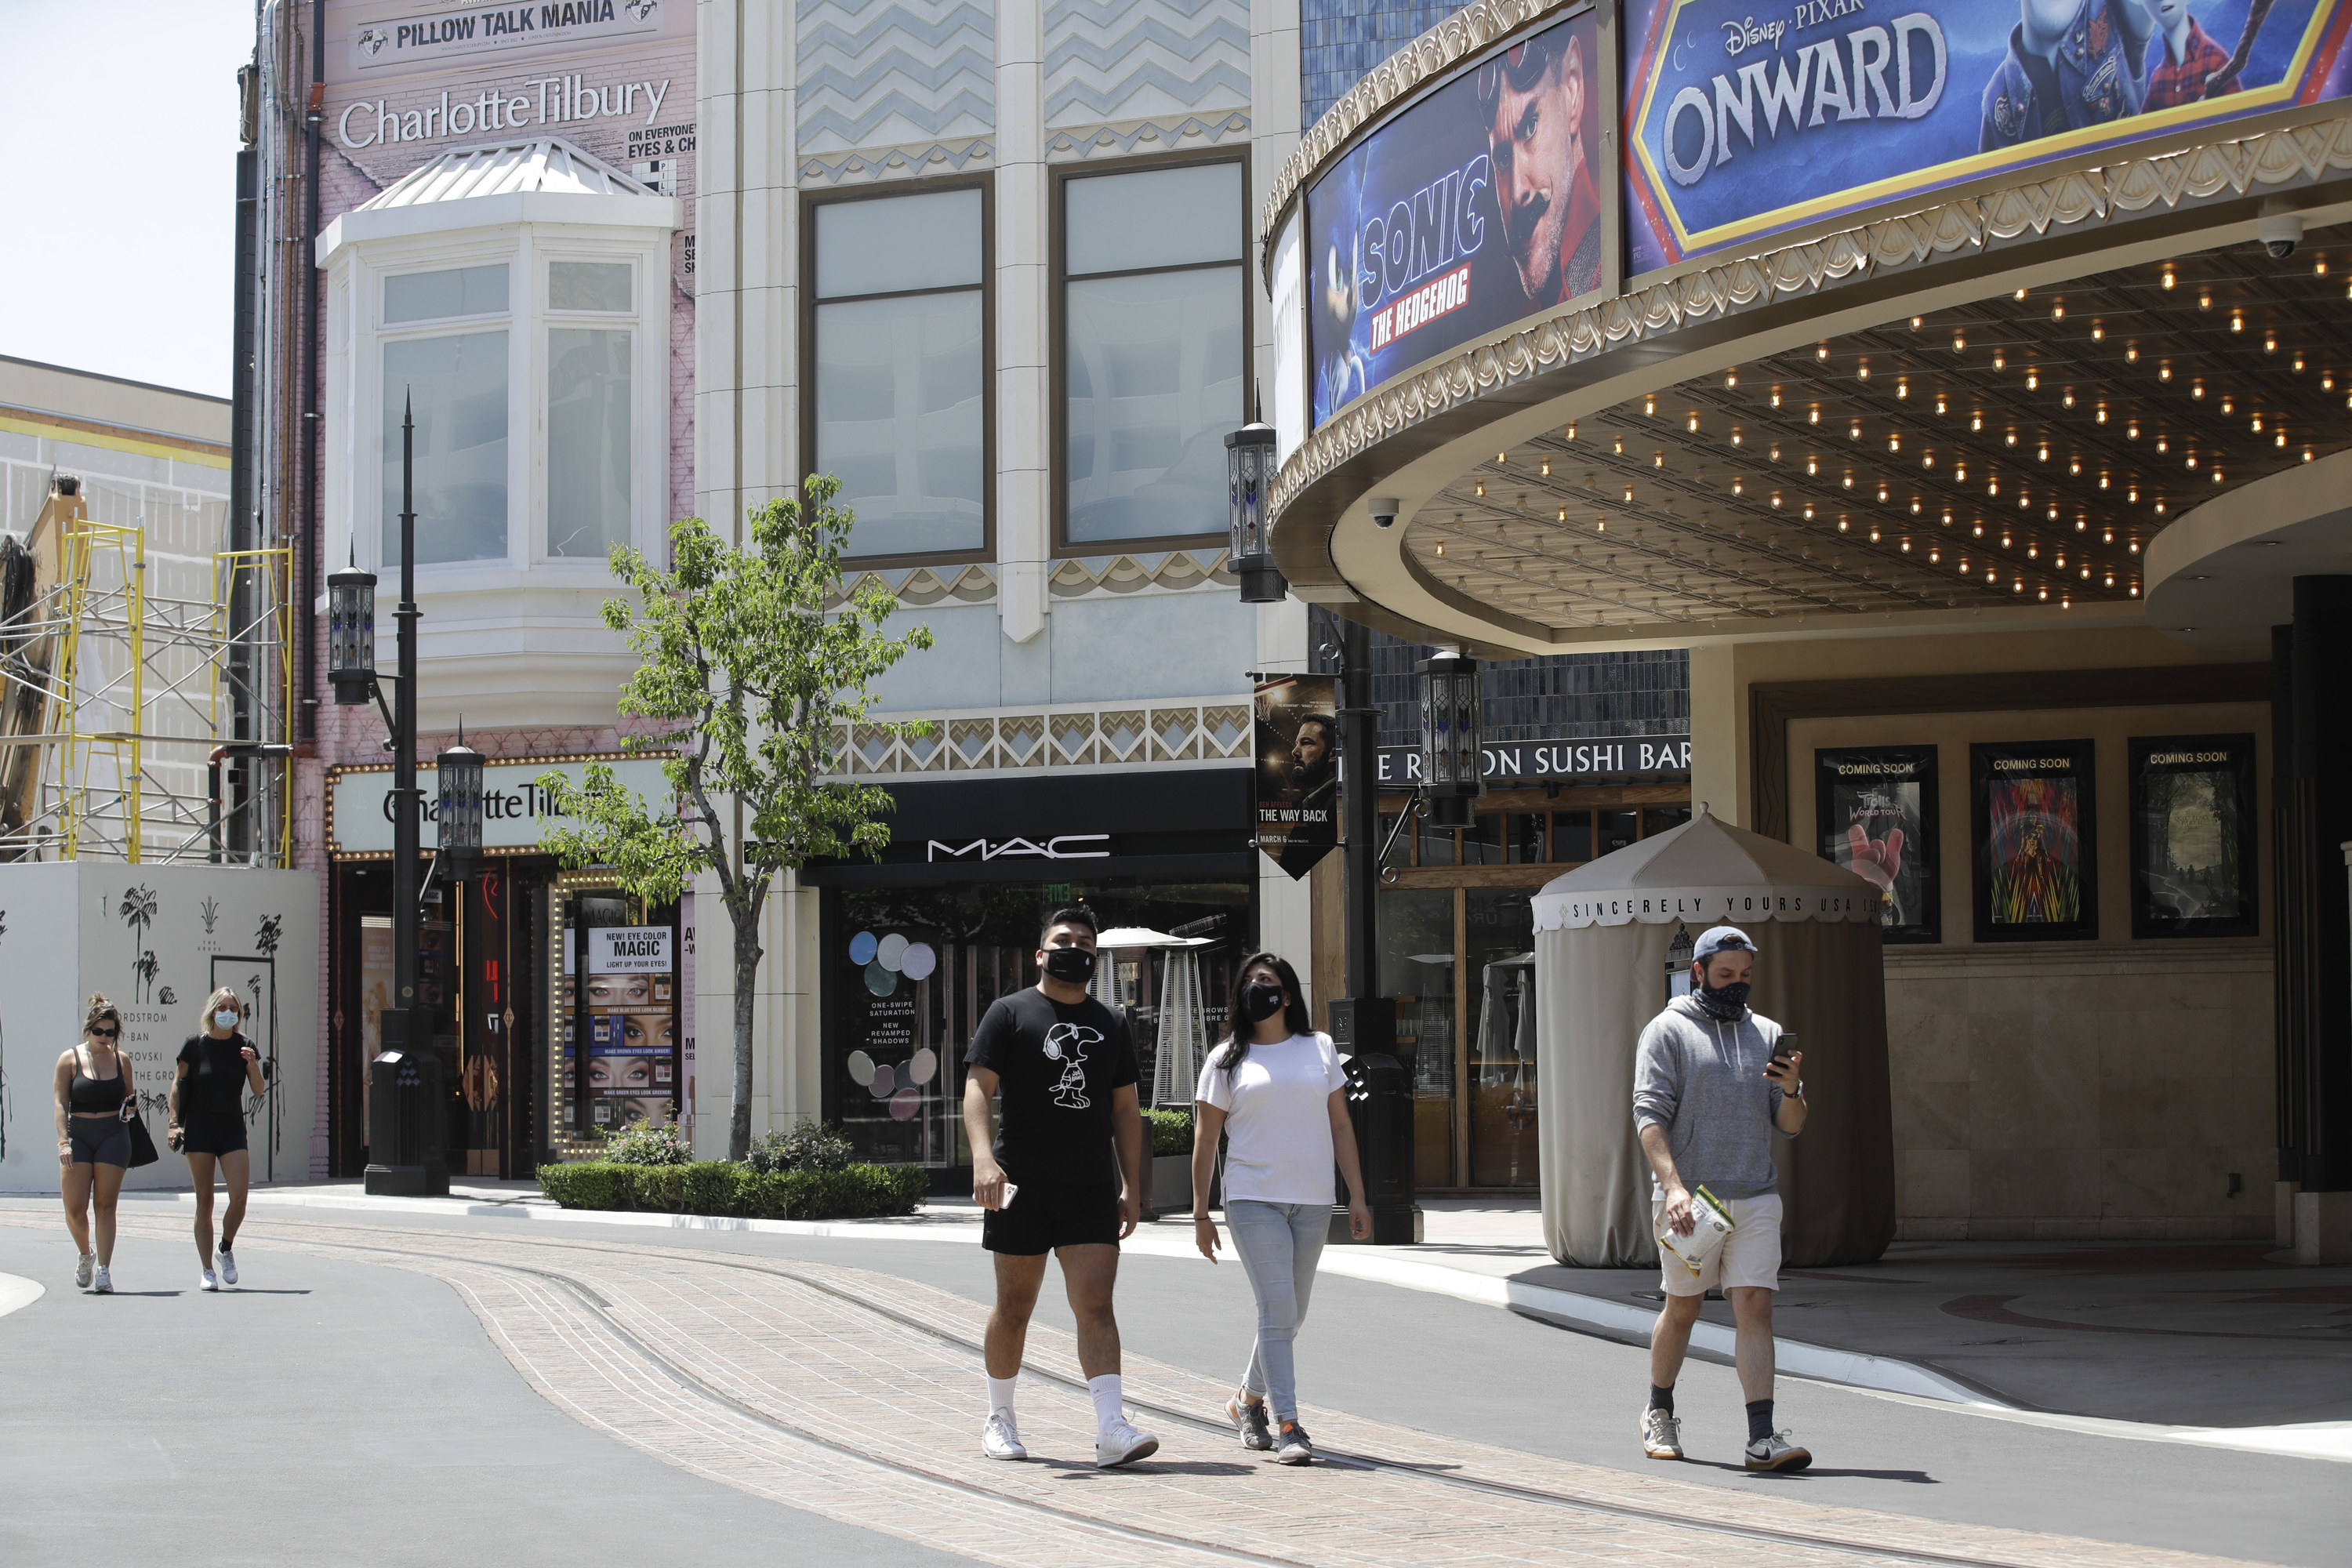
[1531,808,1896,1269]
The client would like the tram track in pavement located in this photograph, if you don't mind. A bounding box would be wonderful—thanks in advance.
[27,1210,2247,1568]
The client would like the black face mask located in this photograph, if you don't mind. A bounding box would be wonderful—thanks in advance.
[1042,946,1098,984]
[1240,981,1287,1023]
[1695,978,1751,1018]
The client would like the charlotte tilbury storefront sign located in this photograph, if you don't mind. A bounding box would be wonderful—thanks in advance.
[326,755,671,856]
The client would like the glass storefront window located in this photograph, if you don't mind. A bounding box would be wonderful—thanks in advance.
[1508,812,1547,863]
[1554,809,1592,863]
[1461,812,1504,866]
[1465,889,1537,1186]
[828,878,1250,1172]
[1643,805,1692,838]
[1377,887,1457,1189]
[1417,816,1456,866]
[1599,808,1639,855]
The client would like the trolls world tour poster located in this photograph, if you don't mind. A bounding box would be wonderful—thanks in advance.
[1623,0,2352,272]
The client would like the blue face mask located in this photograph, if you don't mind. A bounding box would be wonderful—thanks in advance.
[1695,979,1750,1018]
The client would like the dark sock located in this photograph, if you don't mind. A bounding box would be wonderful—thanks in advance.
[1746,1399,1774,1444]
[1649,1385,1675,1416]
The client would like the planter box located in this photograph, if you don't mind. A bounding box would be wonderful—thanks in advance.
[1149,1153,1193,1217]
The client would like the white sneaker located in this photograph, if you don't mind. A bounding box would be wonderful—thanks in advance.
[92,1266,112,1294]
[1640,1406,1684,1460]
[980,1412,1027,1461]
[75,1253,93,1290]
[199,1269,219,1292]
[1744,1430,1813,1472]
[218,1249,238,1287]
[1094,1416,1160,1468]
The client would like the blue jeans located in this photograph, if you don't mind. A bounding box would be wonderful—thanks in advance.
[1226,1199,1328,1425]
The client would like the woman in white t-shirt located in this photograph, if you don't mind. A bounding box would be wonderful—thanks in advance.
[1192,952,1370,1465]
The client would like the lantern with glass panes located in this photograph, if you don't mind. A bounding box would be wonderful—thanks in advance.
[1224,421,1287,604]
[1665,922,1695,1002]
[434,731,485,877]
[1417,653,1483,828]
[326,557,378,706]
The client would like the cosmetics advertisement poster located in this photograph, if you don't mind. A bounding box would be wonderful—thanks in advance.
[1815,745,1941,942]
[2128,732,2258,936]
[1306,5,1602,427]
[582,924,678,1131]
[1970,739,2098,942]
[1622,0,2352,273]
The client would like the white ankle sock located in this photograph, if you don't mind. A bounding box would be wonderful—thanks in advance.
[1088,1374,1124,1434]
[987,1376,1018,1418]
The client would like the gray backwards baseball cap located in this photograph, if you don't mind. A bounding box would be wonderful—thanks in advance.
[1692,925,1757,962]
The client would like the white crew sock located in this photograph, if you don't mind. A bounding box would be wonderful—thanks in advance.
[987,1376,1018,1419]
[1088,1374,1124,1435]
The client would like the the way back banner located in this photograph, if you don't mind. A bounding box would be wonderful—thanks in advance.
[1624,0,2352,271]
[1308,8,1603,427]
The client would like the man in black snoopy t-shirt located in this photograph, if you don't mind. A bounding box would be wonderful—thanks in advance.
[962,905,1157,1469]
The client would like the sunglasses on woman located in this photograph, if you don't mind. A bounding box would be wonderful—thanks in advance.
[90,1027,120,1039]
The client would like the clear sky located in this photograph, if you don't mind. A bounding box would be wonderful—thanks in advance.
[0,0,253,398]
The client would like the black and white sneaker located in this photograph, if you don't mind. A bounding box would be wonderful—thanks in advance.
[1744,1430,1813,1472]
[1640,1407,1684,1460]
[1228,1393,1274,1451]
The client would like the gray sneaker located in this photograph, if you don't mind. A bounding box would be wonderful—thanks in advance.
[1275,1421,1314,1465]
[1640,1406,1684,1460]
[75,1253,93,1290]
[1227,1393,1273,1451]
[1744,1430,1813,1472]
[92,1265,112,1295]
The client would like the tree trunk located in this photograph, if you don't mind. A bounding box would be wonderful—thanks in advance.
[731,909,760,1162]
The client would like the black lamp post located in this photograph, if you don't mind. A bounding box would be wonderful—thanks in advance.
[1417,652,1485,828]
[1225,421,1286,604]
[331,393,448,1197]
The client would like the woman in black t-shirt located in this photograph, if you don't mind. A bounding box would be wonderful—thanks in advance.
[169,986,267,1292]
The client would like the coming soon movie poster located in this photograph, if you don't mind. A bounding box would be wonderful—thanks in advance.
[1623,0,2352,271]
[2129,733,2257,936]
[1971,740,2098,942]
[1306,5,1603,427]
[1256,676,1340,879]
[1816,746,1941,942]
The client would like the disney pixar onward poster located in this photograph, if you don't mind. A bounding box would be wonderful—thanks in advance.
[1624,0,2352,271]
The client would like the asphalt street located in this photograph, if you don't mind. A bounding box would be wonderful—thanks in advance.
[2,1201,2345,1567]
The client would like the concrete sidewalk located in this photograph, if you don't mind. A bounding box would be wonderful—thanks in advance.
[78,1181,2352,1455]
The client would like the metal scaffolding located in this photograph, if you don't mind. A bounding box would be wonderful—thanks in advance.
[0,480,292,866]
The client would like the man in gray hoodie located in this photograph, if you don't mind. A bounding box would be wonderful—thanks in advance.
[1632,925,1810,1471]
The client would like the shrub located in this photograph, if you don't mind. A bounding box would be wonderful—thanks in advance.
[599,1116,694,1167]
[1144,1106,1193,1157]
[747,1120,856,1174]
[536,1159,927,1221]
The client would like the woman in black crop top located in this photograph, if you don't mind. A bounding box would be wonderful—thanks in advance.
[170,986,267,1292]
[53,993,138,1294]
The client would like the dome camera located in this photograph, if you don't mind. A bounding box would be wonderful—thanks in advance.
[1370,497,1401,529]
[2259,209,2303,260]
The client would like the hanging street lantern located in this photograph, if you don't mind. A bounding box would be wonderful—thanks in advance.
[1225,421,1287,604]
[1417,652,1484,828]
[434,730,486,877]
[1666,921,1695,1002]
[326,557,378,706]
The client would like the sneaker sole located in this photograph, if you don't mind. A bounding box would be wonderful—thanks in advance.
[1096,1436,1160,1468]
[1644,1446,1684,1460]
[1276,1450,1312,1465]
[981,1446,1028,1461]
[1745,1449,1813,1472]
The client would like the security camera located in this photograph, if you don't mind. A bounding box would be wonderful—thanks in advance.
[1369,496,1401,529]
[2259,209,2303,260]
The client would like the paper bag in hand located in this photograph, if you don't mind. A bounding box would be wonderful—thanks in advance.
[1659,1185,1735,1277]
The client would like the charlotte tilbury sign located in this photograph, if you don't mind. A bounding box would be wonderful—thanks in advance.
[326,754,671,856]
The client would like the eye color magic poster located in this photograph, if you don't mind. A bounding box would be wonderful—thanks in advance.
[1971,739,2098,942]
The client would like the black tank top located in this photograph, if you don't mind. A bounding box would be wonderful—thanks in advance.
[70,1048,129,1113]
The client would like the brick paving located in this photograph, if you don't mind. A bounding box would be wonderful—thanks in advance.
[9,1212,2272,1568]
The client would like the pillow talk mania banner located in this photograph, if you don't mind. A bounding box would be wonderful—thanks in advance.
[1623,0,2352,271]
[1308,7,1603,428]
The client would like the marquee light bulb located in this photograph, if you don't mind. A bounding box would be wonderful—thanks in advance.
[1911,316,1924,328]
[1858,364,1871,379]
[1936,396,1948,415]
[1953,334,1966,351]
[1687,415,1700,432]
[2052,303,2065,320]
[1898,382,1909,399]
[2092,324,2104,340]
[2230,315,2241,332]
[2096,408,2107,423]
[1771,391,1782,408]
[1809,409,1820,424]
[1566,423,1577,440]
[1817,344,1830,359]
[1994,354,2006,369]
[2127,347,2139,361]
[1475,480,1485,496]
[1644,397,1656,416]
[1972,414,1984,431]
[1497,451,1508,463]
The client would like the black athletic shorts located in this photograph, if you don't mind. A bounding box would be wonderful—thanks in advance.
[181,1111,249,1157]
[981,1181,1121,1254]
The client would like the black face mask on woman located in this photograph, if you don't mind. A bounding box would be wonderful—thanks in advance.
[1240,982,1287,1023]
[1042,945,1098,985]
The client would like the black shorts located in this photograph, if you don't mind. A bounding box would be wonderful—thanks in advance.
[981,1182,1121,1255]
[68,1117,131,1167]
[181,1112,249,1157]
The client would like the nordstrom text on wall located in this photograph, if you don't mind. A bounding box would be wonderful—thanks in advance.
[340,75,673,147]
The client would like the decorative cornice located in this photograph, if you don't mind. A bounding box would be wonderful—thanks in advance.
[1258,0,1574,271]
[830,698,1252,775]
[830,550,1237,611]
[800,138,993,185]
[1269,116,2352,527]
[1047,112,1249,162]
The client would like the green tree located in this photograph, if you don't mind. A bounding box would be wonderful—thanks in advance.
[536,478,934,1160]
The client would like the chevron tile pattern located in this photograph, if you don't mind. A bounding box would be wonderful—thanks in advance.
[798,0,996,158]
[1043,0,1249,129]
[833,700,1253,774]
